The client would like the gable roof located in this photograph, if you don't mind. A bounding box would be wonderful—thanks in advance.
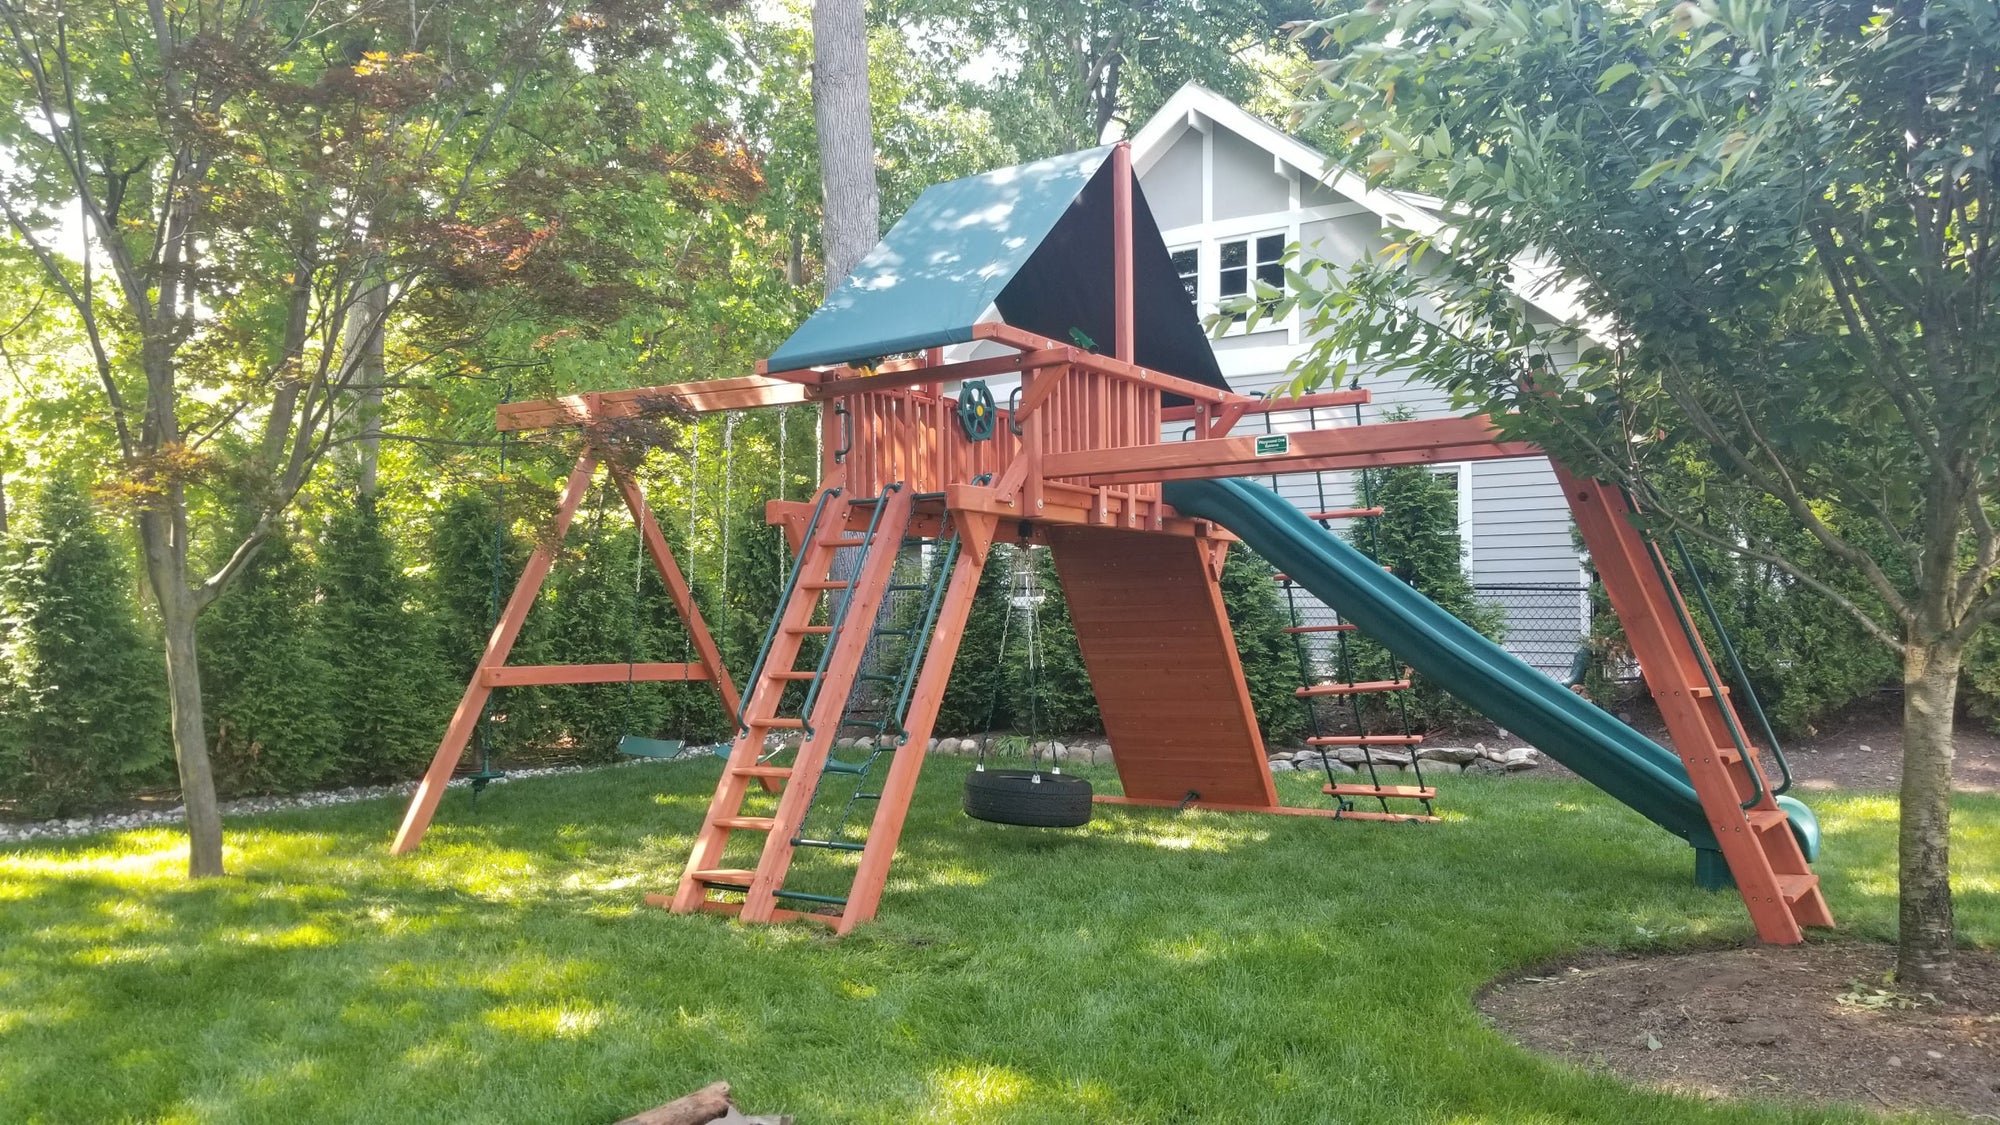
[1131,83,1593,330]
[767,146,1230,399]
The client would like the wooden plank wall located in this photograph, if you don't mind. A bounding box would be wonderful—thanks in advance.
[1046,527,1277,807]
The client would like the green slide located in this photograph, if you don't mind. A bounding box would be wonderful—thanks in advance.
[1165,477,1819,865]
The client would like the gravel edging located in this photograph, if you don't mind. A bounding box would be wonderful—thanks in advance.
[0,743,730,845]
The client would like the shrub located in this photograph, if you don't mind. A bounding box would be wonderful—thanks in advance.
[0,476,169,814]
[933,544,1014,736]
[317,494,451,781]
[199,521,344,795]
[1220,546,1310,745]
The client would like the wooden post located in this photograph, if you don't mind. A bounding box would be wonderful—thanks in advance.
[1112,141,1134,364]
[836,540,987,931]
[392,452,599,854]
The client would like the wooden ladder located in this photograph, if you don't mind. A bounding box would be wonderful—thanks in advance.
[657,489,987,932]
[1561,469,1834,943]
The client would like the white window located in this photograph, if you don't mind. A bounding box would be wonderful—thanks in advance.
[1219,233,1286,321]
[1169,247,1199,303]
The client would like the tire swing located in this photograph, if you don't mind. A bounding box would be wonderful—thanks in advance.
[963,543,1093,828]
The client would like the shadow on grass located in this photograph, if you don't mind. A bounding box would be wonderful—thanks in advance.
[1,756,1990,1123]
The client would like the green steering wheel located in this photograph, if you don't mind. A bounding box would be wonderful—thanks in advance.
[956,379,998,442]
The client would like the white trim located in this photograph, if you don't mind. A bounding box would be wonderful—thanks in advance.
[1156,202,1370,246]
[1131,83,1597,332]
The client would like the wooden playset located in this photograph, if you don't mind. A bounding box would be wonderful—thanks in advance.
[392,142,1833,945]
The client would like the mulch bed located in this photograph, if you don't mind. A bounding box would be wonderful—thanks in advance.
[1480,943,2000,1119]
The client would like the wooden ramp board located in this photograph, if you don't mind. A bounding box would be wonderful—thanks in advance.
[1046,527,1277,808]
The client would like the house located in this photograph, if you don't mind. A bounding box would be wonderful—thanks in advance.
[1128,84,1590,677]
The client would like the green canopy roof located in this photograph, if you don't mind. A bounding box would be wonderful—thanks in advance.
[768,146,1229,398]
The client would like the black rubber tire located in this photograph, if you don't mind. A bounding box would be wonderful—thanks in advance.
[962,768,1094,827]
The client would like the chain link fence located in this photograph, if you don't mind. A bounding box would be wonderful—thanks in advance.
[1472,583,1592,681]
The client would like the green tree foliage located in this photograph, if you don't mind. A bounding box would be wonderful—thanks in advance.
[1219,546,1310,745]
[316,496,448,782]
[934,547,1016,736]
[887,0,1312,154]
[422,491,557,762]
[1282,0,1998,985]
[0,477,167,815]
[198,523,342,796]
[1580,458,1902,735]
[1008,548,1099,736]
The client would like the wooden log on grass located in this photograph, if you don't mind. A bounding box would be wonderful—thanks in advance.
[615,1081,734,1125]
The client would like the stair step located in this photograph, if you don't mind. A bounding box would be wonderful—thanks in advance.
[689,867,758,884]
[1283,624,1357,634]
[766,670,819,681]
[1325,783,1437,800]
[787,625,834,636]
[1307,734,1425,746]
[793,837,866,852]
[820,536,870,548]
[1691,685,1732,698]
[1308,507,1386,520]
[732,765,793,779]
[801,580,851,591]
[1775,873,1819,903]
[1297,679,1411,698]
[715,816,776,832]
[1746,807,1790,831]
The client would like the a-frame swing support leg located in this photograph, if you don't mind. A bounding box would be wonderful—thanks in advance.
[392,450,741,855]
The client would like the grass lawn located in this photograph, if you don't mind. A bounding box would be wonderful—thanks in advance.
[1,758,1993,1124]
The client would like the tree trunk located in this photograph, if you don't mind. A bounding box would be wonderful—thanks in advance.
[811,0,879,293]
[137,510,225,877]
[1896,637,1959,989]
[345,274,388,497]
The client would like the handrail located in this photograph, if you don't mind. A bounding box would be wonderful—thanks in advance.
[737,486,841,733]
[1633,505,1766,811]
[889,515,962,743]
[1671,532,1794,797]
[800,482,906,733]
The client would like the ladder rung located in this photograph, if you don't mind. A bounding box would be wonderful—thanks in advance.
[757,717,806,730]
[801,580,850,591]
[1309,507,1386,520]
[1775,873,1818,903]
[1284,624,1357,633]
[787,625,833,636]
[689,867,758,884]
[1307,734,1425,746]
[715,816,776,832]
[767,670,818,681]
[1325,783,1437,800]
[772,887,849,906]
[1691,685,1732,698]
[792,837,866,852]
[819,536,870,548]
[732,765,792,779]
[1297,679,1410,698]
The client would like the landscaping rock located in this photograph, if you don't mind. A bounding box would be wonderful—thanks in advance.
[1503,747,1542,770]
[1467,759,1504,774]
[1269,759,1296,772]
[1417,746,1480,765]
